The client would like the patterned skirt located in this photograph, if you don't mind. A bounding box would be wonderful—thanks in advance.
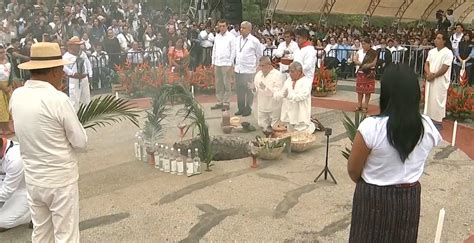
[355,70,375,94]
[349,180,421,243]
[0,82,10,122]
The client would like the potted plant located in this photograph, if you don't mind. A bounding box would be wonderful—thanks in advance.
[341,111,366,160]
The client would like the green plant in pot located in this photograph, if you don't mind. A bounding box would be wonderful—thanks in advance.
[341,111,366,160]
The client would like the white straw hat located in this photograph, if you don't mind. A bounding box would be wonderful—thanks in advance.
[18,42,72,70]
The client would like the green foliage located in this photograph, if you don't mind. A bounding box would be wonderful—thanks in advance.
[341,111,366,160]
[158,84,214,170]
[77,95,140,131]
[142,90,170,145]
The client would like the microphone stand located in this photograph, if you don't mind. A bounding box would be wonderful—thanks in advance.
[314,128,337,184]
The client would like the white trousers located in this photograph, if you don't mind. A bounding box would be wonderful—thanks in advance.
[69,78,91,111]
[0,188,31,229]
[27,183,80,243]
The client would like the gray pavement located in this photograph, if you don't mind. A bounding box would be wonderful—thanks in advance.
[1,102,473,243]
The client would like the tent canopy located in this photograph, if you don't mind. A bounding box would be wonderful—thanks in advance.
[273,0,474,24]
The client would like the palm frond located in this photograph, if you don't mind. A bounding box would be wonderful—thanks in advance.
[340,111,366,161]
[77,95,140,131]
[158,83,214,169]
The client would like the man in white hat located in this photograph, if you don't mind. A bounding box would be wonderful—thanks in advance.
[9,42,87,243]
[63,36,93,110]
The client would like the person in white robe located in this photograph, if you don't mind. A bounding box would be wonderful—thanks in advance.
[424,32,454,130]
[254,56,285,132]
[63,36,93,111]
[274,31,299,73]
[0,138,31,232]
[293,29,317,80]
[275,61,315,134]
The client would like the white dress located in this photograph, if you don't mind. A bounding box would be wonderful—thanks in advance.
[425,47,454,122]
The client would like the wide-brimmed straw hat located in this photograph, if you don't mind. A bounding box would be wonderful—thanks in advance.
[18,42,72,70]
[67,36,84,45]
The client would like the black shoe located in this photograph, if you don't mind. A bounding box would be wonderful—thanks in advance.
[242,110,251,117]
[28,221,33,229]
[234,110,243,116]
[211,103,223,110]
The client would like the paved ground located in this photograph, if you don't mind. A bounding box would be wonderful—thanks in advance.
[1,89,473,243]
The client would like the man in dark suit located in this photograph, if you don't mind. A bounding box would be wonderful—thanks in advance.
[375,40,392,77]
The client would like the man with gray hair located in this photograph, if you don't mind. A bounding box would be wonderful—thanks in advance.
[254,56,285,132]
[234,21,264,117]
[274,61,315,133]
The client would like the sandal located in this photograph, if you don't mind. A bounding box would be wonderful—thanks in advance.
[361,107,368,113]
[355,106,362,112]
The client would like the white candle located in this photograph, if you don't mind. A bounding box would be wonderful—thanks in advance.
[423,82,430,115]
[452,120,458,147]
[434,208,446,243]
[134,142,139,160]
[191,85,195,98]
[115,91,119,100]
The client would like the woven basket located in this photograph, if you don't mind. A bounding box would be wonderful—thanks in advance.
[249,139,285,160]
[289,132,318,152]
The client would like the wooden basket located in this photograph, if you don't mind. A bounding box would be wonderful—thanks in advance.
[289,132,318,152]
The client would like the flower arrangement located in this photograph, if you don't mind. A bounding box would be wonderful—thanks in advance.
[312,64,337,96]
[190,65,216,93]
[115,61,171,96]
[446,74,473,120]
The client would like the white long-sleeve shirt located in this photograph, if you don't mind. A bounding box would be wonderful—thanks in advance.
[254,69,285,113]
[117,32,135,51]
[212,31,236,66]
[275,76,313,126]
[293,45,317,80]
[0,140,24,202]
[63,51,93,79]
[274,40,299,58]
[234,34,263,74]
[9,80,88,188]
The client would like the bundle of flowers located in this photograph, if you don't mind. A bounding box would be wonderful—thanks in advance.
[190,65,215,93]
[312,64,337,95]
[446,74,473,120]
[115,61,170,94]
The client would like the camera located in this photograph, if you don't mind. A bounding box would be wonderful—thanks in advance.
[324,128,332,136]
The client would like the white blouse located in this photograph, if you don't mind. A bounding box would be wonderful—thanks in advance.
[358,115,441,186]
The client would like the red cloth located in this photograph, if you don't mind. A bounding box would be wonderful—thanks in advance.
[356,70,375,94]
[298,41,312,49]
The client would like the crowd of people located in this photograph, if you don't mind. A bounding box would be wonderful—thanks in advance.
[0,1,471,242]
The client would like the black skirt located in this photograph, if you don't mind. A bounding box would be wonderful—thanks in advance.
[349,180,421,243]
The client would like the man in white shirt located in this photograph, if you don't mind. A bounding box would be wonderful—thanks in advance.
[199,25,214,66]
[274,30,299,73]
[63,36,93,110]
[324,37,338,58]
[274,61,315,134]
[117,25,135,52]
[230,24,240,37]
[211,19,235,110]
[424,32,454,131]
[10,42,88,243]
[390,39,407,64]
[293,29,317,80]
[450,23,464,50]
[0,138,31,232]
[127,41,144,66]
[234,21,263,117]
[254,56,285,132]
